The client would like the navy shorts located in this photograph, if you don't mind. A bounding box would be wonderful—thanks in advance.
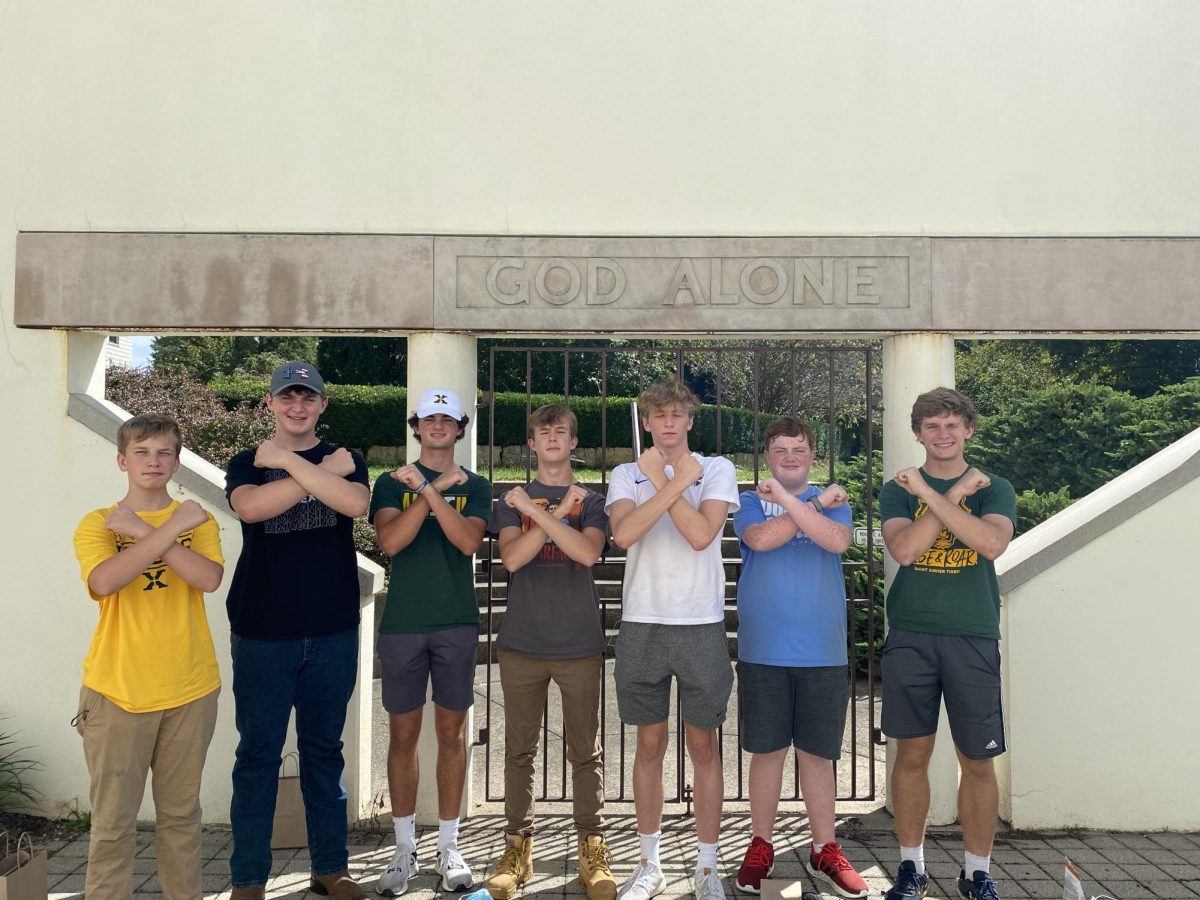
[881,627,1007,759]
[379,625,478,714]
[737,661,849,760]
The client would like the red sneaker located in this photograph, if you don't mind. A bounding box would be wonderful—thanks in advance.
[807,841,868,899]
[735,836,774,893]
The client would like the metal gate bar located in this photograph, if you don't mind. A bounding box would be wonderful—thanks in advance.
[481,343,881,808]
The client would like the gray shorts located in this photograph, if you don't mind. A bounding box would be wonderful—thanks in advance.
[615,621,734,731]
[379,625,478,715]
[881,627,1007,760]
[737,662,849,760]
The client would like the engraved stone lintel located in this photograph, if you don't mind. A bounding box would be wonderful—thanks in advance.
[460,253,912,311]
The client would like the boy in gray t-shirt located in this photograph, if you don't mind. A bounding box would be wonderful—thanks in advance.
[483,405,616,900]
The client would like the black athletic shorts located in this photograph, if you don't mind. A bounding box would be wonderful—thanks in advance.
[881,627,1007,760]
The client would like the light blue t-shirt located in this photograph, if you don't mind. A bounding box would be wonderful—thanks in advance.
[733,487,852,667]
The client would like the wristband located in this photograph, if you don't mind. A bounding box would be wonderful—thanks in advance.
[415,479,430,493]
[809,497,824,514]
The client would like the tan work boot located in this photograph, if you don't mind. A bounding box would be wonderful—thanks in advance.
[578,833,617,900]
[484,832,533,899]
[309,870,368,900]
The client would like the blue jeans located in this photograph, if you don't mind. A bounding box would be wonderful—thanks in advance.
[229,627,358,887]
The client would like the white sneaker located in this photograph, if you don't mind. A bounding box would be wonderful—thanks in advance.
[694,866,728,900]
[618,860,667,900]
[377,844,419,897]
[436,844,474,893]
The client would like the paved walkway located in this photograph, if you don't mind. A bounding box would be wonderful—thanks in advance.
[41,813,1200,900]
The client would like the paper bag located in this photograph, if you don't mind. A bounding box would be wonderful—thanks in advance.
[270,752,308,850]
[0,833,48,900]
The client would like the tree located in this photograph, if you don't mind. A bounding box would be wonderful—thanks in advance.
[318,337,407,385]
[954,340,1064,417]
[477,338,675,397]
[1041,339,1200,397]
[151,336,319,381]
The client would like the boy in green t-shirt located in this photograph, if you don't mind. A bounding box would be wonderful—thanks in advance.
[369,388,492,896]
[73,414,224,900]
[878,388,1017,900]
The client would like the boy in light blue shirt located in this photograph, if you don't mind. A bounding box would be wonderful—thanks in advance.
[731,416,868,899]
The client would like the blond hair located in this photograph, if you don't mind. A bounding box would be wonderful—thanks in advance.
[638,378,699,417]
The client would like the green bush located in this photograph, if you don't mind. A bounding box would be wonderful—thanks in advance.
[212,379,411,450]
[970,379,1200,498]
[107,367,275,469]
[833,451,886,674]
[0,721,40,814]
[209,381,871,457]
[1015,486,1074,532]
[969,381,1158,496]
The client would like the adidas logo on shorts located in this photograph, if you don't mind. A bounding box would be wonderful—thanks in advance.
[984,739,999,750]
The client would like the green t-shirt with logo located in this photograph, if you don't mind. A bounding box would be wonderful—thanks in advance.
[370,462,493,633]
[880,469,1017,639]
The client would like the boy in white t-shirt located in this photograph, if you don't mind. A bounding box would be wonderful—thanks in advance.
[605,379,740,900]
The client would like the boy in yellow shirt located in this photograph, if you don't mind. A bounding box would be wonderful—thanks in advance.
[73,414,225,900]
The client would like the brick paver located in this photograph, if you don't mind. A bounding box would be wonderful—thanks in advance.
[37,814,1200,900]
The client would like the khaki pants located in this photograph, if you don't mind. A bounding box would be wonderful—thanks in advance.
[76,686,219,900]
[498,650,604,835]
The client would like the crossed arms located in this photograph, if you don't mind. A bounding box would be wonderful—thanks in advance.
[373,463,486,557]
[86,500,223,597]
[739,479,852,554]
[609,447,729,552]
[229,440,370,522]
[882,467,1014,565]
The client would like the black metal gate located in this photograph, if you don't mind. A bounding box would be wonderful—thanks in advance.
[477,342,882,809]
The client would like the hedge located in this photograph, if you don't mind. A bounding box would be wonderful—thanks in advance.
[211,379,864,456]
[212,379,410,450]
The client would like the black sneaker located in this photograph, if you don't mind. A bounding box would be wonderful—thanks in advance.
[957,869,999,900]
[883,861,928,900]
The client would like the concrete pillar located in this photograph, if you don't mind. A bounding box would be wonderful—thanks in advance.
[881,333,959,826]
[67,331,108,396]
[404,332,479,826]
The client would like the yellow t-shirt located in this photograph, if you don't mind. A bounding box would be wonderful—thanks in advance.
[74,501,223,713]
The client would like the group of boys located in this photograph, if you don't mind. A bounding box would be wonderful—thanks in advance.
[74,360,1016,900]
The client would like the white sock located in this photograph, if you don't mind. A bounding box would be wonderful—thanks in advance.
[639,831,662,867]
[438,818,459,852]
[696,841,719,872]
[813,841,826,856]
[900,845,926,875]
[964,851,991,875]
[394,813,416,851]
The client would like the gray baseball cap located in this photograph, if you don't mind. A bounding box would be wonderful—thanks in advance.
[269,361,326,395]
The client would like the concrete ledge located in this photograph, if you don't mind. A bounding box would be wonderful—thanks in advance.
[997,425,1200,593]
[67,391,384,596]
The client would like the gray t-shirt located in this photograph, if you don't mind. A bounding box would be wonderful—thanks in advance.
[487,482,608,659]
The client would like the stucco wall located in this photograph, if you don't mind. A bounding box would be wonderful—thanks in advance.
[3,2,1200,822]
[997,430,1200,830]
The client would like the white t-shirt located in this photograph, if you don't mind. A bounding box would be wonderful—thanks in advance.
[605,453,740,624]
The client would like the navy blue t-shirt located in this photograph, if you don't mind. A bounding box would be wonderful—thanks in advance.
[224,441,369,639]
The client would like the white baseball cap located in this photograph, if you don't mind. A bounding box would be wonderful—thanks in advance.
[413,387,465,420]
